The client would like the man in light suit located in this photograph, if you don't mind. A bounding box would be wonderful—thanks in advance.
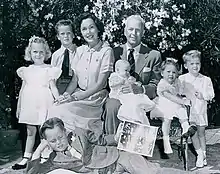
[103,15,162,134]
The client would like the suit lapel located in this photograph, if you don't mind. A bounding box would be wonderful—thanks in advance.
[136,44,150,74]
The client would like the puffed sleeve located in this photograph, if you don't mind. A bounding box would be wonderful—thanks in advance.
[109,72,124,88]
[48,67,62,80]
[100,47,114,73]
[16,67,26,80]
[203,77,215,101]
[157,79,168,95]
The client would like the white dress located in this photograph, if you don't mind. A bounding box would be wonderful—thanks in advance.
[109,73,155,125]
[179,73,214,126]
[151,79,188,120]
[16,65,61,125]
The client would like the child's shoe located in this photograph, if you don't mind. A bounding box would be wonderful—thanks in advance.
[182,125,197,138]
[196,149,204,168]
[203,158,207,166]
[163,136,173,154]
[203,151,207,166]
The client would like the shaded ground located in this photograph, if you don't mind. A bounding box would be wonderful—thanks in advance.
[1,135,220,173]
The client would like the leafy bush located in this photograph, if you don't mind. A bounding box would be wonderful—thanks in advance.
[1,0,220,127]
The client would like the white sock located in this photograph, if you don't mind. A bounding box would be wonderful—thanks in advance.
[163,136,173,154]
[181,121,190,134]
[203,151,206,157]
[18,152,32,165]
[196,148,204,157]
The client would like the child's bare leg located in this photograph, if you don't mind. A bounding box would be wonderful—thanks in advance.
[18,125,37,165]
[191,125,204,168]
[179,119,189,135]
[162,119,173,154]
[198,126,207,165]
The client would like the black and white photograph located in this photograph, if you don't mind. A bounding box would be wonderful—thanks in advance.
[1,0,220,173]
[117,121,158,157]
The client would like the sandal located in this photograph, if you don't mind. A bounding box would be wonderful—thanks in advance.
[12,156,30,170]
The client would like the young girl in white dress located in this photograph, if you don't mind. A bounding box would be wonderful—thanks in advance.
[151,59,197,154]
[179,50,214,168]
[109,60,155,125]
[12,36,61,170]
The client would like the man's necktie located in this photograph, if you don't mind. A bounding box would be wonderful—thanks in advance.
[128,48,135,76]
[62,49,69,78]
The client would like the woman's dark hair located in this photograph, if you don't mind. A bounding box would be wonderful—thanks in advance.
[40,117,65,139]
[76,12,104,40]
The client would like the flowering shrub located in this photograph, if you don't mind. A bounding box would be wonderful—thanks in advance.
[91,0,191,52]
[1,0,220,127]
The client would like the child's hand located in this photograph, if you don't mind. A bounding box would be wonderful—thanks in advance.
[32,140,49,160]
[195,91,204,100]
[38,139,49,152]
[183,98,191,106]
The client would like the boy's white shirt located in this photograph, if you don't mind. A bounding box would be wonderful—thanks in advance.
[70,135,82,159]
[51,45,76,76]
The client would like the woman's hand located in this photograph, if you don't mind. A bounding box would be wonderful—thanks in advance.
[55,92,73,105]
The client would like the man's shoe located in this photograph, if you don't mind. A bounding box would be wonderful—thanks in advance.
[182,125,197,138]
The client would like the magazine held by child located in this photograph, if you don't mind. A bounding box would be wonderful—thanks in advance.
[117,121,158,157]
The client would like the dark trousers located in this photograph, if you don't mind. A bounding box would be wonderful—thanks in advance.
[102,98,121,135]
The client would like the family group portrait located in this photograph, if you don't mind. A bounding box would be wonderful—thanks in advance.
[1,0,220,173]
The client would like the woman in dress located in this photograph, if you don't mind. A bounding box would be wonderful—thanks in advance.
[48,12,114,131]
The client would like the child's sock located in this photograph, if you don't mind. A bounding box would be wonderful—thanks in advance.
[18,152,32,165]
[203,151,207,166]
[181,121,190,135]
[196,148,204,168]
[163,136,173,154]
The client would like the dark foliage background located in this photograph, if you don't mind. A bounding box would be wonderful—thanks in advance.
[1,0,220,129]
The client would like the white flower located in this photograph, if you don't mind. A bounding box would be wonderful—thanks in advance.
[44,13,53,20]
[84,5,89,12]
[177,45,183,50]
[172,5,178,11]
[145,21,152,30]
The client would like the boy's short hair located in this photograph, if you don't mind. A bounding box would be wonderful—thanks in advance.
[160,58,180,72]
[115,59,131,70]
[40,117,65,139]
[182,50,201,63]
[55,19,74,34]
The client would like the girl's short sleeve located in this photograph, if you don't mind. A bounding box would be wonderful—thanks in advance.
[157,79,170,96]
[16,67,26,80]
[48,67,62,80]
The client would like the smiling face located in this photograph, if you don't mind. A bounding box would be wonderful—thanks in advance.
[184,57,201,76]
[161,64,178,84]
[45,125,69,152]
[80,18,99,47]
[124,17,144,48]
[30,43,46,64]
[57,25,74,48]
